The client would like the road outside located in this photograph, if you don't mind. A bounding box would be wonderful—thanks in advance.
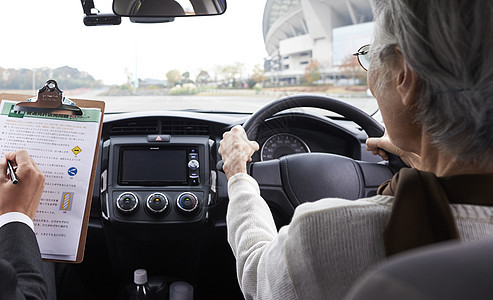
[71,89,378,115]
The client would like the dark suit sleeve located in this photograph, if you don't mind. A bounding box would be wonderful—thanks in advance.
[0,222,47,300]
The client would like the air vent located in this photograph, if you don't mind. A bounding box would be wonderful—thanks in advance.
[161,121,209,135]
[110,119,159,135]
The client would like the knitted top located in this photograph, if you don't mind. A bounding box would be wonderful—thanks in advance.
[226,173,493,299]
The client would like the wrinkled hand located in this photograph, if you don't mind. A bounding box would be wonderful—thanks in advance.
[218,125,259,179]
[0,150,45,219]
[366,132,421,169]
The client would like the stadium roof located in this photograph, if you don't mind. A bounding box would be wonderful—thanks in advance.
[263,0,374,56]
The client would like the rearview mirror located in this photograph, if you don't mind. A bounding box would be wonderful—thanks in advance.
[113,0,227,17]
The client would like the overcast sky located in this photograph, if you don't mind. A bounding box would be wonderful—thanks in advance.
[0,0,268,85]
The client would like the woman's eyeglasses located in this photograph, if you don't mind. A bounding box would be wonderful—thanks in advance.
[353,44,371,71]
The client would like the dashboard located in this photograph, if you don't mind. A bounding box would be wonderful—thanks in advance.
[95,111,373,225]
[85,109,382,298]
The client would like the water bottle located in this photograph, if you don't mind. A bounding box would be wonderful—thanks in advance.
[134,269,150,300]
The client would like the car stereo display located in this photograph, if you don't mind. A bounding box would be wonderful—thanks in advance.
[118,147,189,185]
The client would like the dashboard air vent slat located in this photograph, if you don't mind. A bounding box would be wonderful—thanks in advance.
[110,119,159,135]
[161,121,209,135]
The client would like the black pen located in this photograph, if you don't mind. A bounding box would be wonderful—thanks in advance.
[7,160,18,184]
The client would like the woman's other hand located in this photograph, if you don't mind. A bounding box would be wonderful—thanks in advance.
[366,132,421,169]
[219,125,259,179]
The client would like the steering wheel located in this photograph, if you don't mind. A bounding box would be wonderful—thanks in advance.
[242,94,403,224]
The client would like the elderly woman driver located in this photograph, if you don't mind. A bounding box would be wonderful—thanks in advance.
[218,0,493,298]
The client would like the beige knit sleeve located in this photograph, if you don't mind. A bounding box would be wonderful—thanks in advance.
[227,173,297,299]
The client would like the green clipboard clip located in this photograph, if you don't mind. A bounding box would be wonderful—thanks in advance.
[14,80,83,116]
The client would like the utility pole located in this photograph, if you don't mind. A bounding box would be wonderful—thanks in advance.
[32,68,36,95]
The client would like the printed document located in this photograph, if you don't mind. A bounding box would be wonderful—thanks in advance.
[0,100,101,261]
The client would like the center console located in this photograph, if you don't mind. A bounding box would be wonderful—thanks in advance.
[99,134,213,282]
[101,135,211,225]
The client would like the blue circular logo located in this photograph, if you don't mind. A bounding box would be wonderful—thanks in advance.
[68,167,78,176]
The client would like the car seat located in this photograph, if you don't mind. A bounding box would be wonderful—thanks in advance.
[345,238,493,300]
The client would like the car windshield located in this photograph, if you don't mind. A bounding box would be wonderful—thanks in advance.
[0,0,378,116]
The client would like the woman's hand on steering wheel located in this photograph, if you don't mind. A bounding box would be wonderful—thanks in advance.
[219,125,259,180]
[366,132,421,169]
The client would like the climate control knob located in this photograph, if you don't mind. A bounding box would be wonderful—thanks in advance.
[146,193,169,214]
[176,192,199,213]
[116,192,139,214]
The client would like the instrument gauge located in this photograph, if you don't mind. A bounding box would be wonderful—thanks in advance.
[260,133,310,161]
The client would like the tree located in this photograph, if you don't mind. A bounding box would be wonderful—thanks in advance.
[304,60,321,85]
[181,71,193,84]
[195,70,210,86]
[218,62,244,87]
[166,69,182,87]
[52,66,101,89]
[251,64,265,84]
[0,66,101,90]
[339,54,367,85]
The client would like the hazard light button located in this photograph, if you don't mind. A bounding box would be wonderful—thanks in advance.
[147,135,170,142]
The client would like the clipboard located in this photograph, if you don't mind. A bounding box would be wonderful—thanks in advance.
[0,80,105,263]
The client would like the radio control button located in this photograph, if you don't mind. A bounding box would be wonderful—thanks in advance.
[116,192,139,214]
[188,159,200,171]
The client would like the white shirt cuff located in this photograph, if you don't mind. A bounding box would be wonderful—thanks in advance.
[0,212,34,232]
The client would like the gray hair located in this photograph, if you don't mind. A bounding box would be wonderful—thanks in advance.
[374,0,493,166]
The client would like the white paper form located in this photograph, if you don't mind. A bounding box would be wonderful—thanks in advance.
[0,100,101,261]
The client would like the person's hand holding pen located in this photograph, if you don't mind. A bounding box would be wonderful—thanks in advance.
[0,150,45,219]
